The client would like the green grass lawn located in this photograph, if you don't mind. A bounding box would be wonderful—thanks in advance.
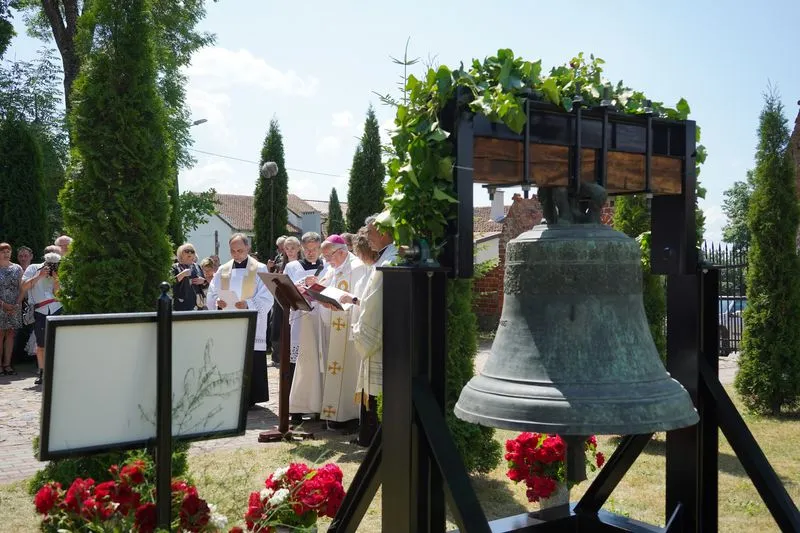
[2,387,797,532]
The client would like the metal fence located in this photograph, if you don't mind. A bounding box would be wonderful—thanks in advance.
[701,242,748,355]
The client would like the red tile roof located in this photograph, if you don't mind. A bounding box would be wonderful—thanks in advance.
[215,193,300,233]
[214,193,509,237]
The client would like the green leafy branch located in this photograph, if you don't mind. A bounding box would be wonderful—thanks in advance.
[379,48,706,250]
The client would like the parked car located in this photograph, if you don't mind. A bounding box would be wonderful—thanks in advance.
[719,296,746,356]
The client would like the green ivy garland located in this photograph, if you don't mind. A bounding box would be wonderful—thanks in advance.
[380,50,706,247]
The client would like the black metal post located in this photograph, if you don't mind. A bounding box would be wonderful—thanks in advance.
[270,181,274,259]
[698,267,719,531]
[156,282,173,531]
[381,266,449,533]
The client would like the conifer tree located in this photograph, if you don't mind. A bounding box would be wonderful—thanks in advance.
[0,116,48,255]
[735,89,800,414]
[58,0,172,313]
[326,188,345,235]
[254,118,289,258]
[346,106,385,232]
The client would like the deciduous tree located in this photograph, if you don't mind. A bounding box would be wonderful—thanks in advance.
[721,172,754,251]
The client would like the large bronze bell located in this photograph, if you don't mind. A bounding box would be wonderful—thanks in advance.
[455,220,699,435]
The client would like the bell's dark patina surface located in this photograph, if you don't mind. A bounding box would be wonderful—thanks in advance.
[455,222,699,435]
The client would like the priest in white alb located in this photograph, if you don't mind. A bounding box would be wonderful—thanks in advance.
[343,216,398,446]
[207,233,273,408]
[315,235,368,428]
[284,232,328,420]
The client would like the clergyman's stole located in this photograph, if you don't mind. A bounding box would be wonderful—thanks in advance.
[218,257,259,299]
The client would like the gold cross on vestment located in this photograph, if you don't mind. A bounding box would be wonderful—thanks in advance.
[322,406,336,418]
[332,318,346,331]
[328,361,342,375]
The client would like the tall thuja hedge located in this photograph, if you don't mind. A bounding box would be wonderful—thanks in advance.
[32,0,186,494]
[735,90,800,414]
[446,279,503,472]
[59,0,172,313]
[254,118,289,257]
[0,116,49,255]
[327,187,345,235]
[346,106,385,232]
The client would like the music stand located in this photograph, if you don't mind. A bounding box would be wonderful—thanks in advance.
[257,272,315,442]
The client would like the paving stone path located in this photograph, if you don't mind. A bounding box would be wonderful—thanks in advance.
[0,342,739,485]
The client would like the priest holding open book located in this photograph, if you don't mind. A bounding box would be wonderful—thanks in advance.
[313,235,368,428]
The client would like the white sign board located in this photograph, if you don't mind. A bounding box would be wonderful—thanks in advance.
[39,310,257,460]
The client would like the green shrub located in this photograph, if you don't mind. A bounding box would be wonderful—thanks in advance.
[28,437,191,495]
[445,278,502,474]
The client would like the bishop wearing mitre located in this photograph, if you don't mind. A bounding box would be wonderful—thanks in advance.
[207,233,273,407]
[316,235,368,427]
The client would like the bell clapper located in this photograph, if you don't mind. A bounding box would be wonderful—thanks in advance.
[564,435,588,485]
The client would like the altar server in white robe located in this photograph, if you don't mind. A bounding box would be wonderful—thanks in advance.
[316,235,368,427]
[344,217,398,446]
[284,232,328,417]
[207,233,273,407]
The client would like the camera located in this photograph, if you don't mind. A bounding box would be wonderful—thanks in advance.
[41,252,62,276]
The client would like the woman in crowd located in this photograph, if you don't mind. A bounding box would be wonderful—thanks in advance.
[197,256,217,310]
[12,246,34,364]
[270,236,302,364]
[0,243,23,375]
[171,243,205,311]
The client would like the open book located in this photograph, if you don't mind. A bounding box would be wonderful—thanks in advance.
[304,283,354,311]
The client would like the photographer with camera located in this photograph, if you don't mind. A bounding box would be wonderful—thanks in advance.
[21,245,63,385]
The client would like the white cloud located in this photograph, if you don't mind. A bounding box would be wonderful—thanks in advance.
[701,201,726,244]
[379,117,396,146]
[180,160,250,194]
[332,111,353,129]
[186,47,319,97]
[186,87,234,142]
[316,136,341,156]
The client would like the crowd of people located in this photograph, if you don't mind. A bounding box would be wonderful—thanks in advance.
[0,235,72,385]
[0,219,392,448]
[170,216,394,447]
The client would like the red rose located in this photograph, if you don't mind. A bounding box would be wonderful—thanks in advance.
[64,478,94,513]
[94,480,116,501]
[121,460,146,485]
[34,482,61,515]
[179,491,211,532]
[586,435,597,447]
[286,463,311,483]
[596,452,605,468]
[134,502,157,533]
[229,528,244,533]
[529,475,557,501]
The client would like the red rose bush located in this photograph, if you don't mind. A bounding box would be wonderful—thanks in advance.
[239,462,345,532]
[34,458,228,532]
[505,433,605,503]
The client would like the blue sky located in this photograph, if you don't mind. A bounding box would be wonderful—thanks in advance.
[6,0,799,242]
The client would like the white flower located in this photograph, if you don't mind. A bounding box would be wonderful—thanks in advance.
[260,488,274,501]
[268,488,290,506]
[210,511,228,529]
[273,466,289,481]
